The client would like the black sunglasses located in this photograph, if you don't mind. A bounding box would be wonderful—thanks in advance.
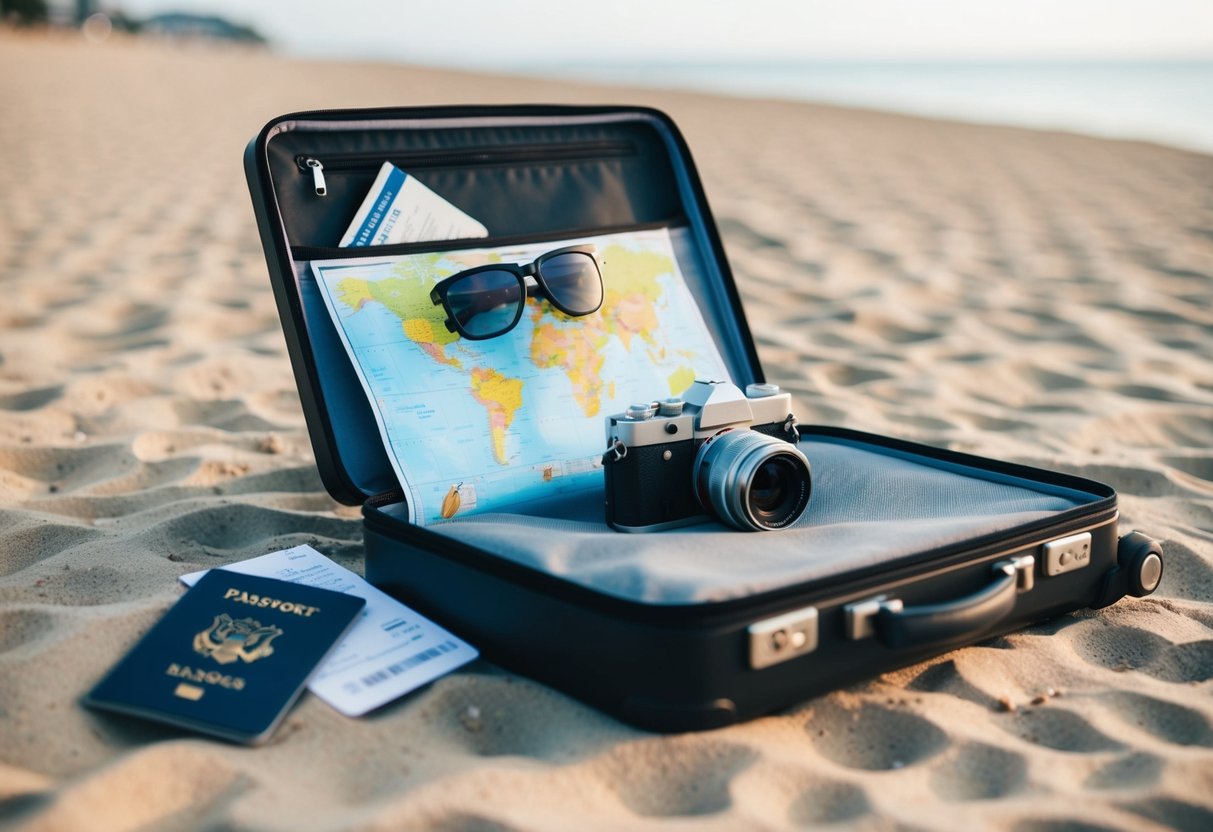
[429,245,604,340]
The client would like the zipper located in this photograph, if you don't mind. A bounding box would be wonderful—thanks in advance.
[295,139,636,193]
[365,488,406,509]
[304,158,327,196]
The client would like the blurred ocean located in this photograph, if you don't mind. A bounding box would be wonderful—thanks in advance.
[526,60,1213,154]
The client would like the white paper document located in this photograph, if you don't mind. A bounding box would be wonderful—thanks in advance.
[180,545,477,716]
[339,162,488,247]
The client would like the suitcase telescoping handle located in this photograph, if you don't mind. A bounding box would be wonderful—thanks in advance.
[846,557,1034,651]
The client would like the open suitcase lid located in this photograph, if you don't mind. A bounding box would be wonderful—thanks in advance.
[244,105,766,507]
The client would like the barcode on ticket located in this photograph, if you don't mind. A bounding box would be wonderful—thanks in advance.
[359,641,460,688]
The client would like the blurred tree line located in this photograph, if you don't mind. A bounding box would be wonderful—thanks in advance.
[1,0,49,24]
[1,1,264,41]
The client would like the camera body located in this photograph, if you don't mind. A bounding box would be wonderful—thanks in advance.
[603,380,810,532]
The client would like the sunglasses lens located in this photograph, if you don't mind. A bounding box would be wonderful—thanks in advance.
[540,252,603,316]
[446,269,523,338]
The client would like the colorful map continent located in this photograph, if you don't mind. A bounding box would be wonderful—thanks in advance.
[530,242,696,417]
[529,309,608,417]
[335,262,462,368]
[336,254,530,467]
[469,367,524,464]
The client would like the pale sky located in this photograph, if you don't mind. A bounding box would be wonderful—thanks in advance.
[115,0,1213,65]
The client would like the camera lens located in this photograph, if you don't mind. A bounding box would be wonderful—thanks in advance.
[749,456,805,519]
[693,430,811,531]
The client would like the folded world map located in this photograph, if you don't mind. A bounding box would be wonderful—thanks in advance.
[311,227,730,525]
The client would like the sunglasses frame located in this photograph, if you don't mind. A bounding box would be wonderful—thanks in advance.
[429,244,604,341]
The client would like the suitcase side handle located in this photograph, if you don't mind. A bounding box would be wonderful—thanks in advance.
[870,561,1023,650]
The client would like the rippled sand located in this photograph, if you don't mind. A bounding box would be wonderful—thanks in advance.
[2,30,1211,832]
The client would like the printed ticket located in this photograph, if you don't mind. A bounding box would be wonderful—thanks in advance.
[181,545,477,716]
[339,161,488,247]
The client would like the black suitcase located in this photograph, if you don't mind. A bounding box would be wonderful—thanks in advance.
[244,105,1164,732]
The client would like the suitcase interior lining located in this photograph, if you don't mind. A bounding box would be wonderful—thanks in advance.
[376,434,1100,605]
[266,118,682,250]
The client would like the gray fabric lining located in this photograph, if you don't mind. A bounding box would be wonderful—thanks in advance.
[399,436,1090,604]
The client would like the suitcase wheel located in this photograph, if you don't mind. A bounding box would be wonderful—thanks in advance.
[1118,530,1164,597]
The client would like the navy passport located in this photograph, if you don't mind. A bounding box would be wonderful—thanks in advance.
[85,570,365,744]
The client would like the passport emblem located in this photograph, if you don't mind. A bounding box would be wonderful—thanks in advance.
[193,614,283,665]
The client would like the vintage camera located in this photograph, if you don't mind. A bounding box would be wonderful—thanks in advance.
[602,380,811,532]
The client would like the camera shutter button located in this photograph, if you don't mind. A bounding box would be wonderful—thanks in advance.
[658,398,684,416]
[745,383,781,398]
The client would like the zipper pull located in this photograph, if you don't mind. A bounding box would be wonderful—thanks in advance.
[304,158,327,196]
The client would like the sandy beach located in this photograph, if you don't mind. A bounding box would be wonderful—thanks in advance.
[1,29,1212,831]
